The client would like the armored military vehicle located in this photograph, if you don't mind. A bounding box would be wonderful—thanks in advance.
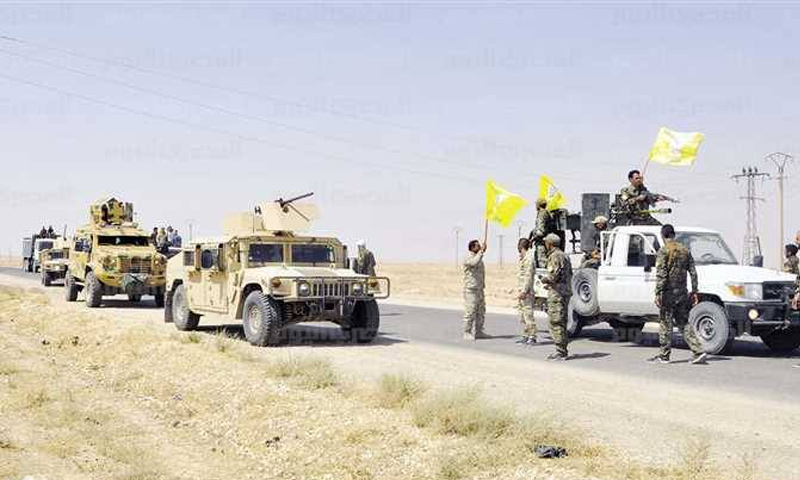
[164,194,390,346]
[39,237,70,286]
[65,198,167,307]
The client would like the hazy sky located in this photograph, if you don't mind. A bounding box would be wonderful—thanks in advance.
[1,2,798,266]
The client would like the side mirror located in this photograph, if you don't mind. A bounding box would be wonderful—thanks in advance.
[644,254,656,272]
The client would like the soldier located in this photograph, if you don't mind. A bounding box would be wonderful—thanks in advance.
[354,240,377,276]
[516,238,537,344]
[529,198,556,267]
[783,244,799,275]
[580,215,608,269]
[650,224,707,365]
[540,233,571,360]
[463,239,489,341]
[46,225,55,238]
[618,170,666,226]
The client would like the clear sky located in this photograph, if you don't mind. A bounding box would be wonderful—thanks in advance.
[1,2,798,266]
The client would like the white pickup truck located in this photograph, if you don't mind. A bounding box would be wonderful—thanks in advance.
[535,225,800,354]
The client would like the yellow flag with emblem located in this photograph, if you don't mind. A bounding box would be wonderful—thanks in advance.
[538,175,567,211]
[648,127,705,166]
[485,180,528,227]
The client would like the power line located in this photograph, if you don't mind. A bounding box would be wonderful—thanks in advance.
[764,152,793,263]
[731,166,769,266]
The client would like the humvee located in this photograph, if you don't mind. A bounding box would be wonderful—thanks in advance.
[65,198,167,307]
[164,196,390,346]
[39,237,70,286]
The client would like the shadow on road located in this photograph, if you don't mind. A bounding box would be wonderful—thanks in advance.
[195,323,406,348]
[568,352,611,361]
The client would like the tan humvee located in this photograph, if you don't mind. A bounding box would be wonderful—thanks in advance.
[39,237,70,286]
[164,198,390,346]
[65,198,167,307]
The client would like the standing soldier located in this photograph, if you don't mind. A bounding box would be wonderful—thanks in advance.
[540,233,571,360]
[516,238,537,344]
[354,240,377,276]
[650,224,708,365]
[529,198,555,267]
[618,170,667,226]
[463,239,489,341]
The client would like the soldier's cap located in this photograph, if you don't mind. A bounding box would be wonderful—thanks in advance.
[544,233,561,245]
[536,198,548,208]
[592,215,608,225]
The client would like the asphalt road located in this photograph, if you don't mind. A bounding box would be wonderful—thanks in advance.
[3,267,799,403]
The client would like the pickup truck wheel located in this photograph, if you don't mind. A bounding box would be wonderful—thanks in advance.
[64,273,79,302]
[566,297,586,337]
[759,327,800,353]
[689,301,734,354]
[171,284,200,331]
[571,269,600,317]
[242,292,283,347]
[85,271,103,308]
[346,300,380,343]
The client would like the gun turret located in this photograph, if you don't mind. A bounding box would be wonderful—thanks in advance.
[276,192,314,213]
[90,197,134,226]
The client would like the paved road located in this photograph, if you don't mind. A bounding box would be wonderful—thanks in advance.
[3,267,799,403]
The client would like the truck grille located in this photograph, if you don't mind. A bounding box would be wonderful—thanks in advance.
[118,257,152,274]
[763,282,796,301]
[49,251,64,260]
[311,281,350,297]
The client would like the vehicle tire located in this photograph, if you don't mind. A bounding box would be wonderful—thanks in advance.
[759,327,800,353]
[689,301,734,355]
[154,293,165,308]
[128,294,142,302]
[566,297,586,338]
[64,273,79,302]
[346,300,380,344]
[43,272,52,287]
[571,269,600,317]
[171,284,200,331]
[85,271,103,308]
[242,291,283,346]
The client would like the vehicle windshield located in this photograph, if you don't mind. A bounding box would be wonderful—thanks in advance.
[36,241,53,251]
[98,235,150,246]
[248,244,284,265]
[291,244,335,264]
[675,232,738,265]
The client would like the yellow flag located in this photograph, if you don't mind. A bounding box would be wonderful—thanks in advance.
[485,180,528,227]
[648,127,705,166]
[538,175,567,211]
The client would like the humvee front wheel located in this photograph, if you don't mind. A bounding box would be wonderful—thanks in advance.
[64,273,79,302]
[85,271,103,308]
[242,292,283,347]
[172,284,200,331]
[346,300,380,344]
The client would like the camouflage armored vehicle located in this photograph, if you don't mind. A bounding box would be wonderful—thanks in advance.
[65,198,167,307]
[164,195,390,346]
[39,237,70,286]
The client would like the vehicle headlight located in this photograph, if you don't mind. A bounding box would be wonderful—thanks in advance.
[726,282,762,300]
[297,282,311,297]
[352,282,364,295]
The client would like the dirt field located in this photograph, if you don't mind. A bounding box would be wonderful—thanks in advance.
[0,256,21,269]
[379,263,518,309]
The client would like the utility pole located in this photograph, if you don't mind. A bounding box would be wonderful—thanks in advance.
[731,166,769,266]
[516,220,526,241]
[765,152,794,264]
[453,227,461,268]
[497,234,505,268]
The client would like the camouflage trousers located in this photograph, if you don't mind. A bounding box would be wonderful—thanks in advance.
[658,293,703,359]
[517,296,537,338]
[547,293,569,356]
[535,245,548,268]
[463,289,486,334]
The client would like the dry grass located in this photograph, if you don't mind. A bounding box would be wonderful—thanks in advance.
[379,263,518,308]
[375,373,426,409]
[0,256,21,268]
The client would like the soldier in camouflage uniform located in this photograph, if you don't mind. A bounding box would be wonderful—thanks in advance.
[463,239,489,341]
[529,198,556,268]
[650,224,707,365]
[580,215,608,269]
[516,238,537,344]
[783,244,799,275]
[618,170,667,226]
[540,233,572,360]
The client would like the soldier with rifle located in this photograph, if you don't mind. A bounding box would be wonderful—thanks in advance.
[616,170,678,226]
[528,198,556,267]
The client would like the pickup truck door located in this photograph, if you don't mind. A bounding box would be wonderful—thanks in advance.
[598,232,660,315]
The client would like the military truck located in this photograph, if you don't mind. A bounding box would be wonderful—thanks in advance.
[164,195,390,346]
[39,237,70,286]
[64,198,167,307]
[22,237,56,273]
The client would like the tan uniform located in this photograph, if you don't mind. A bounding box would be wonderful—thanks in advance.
[517,249,537,339]
[463,251,486,335]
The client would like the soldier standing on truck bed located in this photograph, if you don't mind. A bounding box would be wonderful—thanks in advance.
[783,244,799,275]
[529,198,556,268]
[463,239,489,341]
[618,170,667,226]
[516,238,537,344]
[540,233,571,360]
[650,224,708,365]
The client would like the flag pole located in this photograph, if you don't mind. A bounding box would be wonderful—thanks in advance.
[483,219,488,247]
